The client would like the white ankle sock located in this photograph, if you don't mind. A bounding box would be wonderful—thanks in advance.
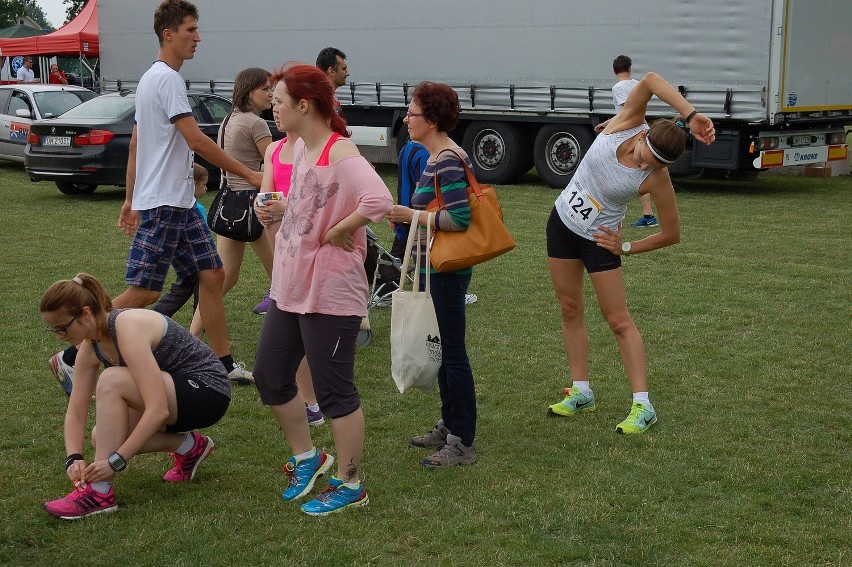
[90,481,112,494]
[294,447,316,461]
[176,433,195,455]
[632,392,653,411]
[306,402,320,412]
[342,481,361,490]
[573,381,592,395]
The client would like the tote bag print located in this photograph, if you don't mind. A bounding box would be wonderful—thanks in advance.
[390,212,441,393]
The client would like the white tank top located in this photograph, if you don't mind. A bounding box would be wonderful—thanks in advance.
[555,124,652,240]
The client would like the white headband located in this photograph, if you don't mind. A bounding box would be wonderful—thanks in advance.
[646,135,676,165]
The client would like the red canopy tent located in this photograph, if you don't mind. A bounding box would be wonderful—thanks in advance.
[0,0,98,57]
[0,0,98,85]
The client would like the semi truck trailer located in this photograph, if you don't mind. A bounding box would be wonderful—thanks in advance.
[98,0,851,187]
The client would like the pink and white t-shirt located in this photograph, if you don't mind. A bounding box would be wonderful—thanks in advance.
[271,137,393,317]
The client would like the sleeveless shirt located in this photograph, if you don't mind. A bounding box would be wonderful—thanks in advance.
[91,309,231,399]
[555,124,653,240]
[271,137,293,196]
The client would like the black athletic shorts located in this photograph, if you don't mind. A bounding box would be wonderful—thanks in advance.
[546,207,621,273]
[166,373,230,433]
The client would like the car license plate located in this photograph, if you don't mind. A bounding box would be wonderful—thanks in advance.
[791,135,812,147]
[43,136,71,146]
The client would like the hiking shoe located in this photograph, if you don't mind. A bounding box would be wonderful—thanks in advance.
[44,483,117,520]
[228,361,254,385]
[253,291,272,315]
[409,420,450,449]
[300,483,369,516]
[548,386,596,416]
[464,293,478,305]
[615,402,657,434]
[306,404,325,427]
[421,434,477,468]
[163,432,214,483]
[49,351,74,396]
[281,450,334,501]
[631,216,659,228]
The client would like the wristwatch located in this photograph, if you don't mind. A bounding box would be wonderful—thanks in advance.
[621,241,632,256]
[108,451,127,472]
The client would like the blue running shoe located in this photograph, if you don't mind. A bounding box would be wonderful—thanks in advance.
[301,483,369,516]
[281,450,334,501]
[631,215,659,228]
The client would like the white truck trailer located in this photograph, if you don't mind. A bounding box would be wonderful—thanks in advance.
[98,0,851,187]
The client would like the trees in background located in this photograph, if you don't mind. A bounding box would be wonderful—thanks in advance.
[0,0,50,29]
[62,0,86,25]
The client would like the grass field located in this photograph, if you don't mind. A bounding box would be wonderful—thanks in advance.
[0,162,849,566]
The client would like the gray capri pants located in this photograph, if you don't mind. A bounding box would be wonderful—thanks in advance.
[253,301,362,419]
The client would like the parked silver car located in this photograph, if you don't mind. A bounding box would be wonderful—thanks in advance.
[0,84,97,163]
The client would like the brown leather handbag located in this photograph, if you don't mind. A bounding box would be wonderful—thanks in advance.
[427,149,515,272]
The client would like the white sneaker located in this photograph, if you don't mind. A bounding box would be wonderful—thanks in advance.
[49,351,74,396]
[464,293,478,305]
[227,361,254,385]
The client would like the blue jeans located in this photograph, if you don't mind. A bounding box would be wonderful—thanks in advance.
[421,271,476,446]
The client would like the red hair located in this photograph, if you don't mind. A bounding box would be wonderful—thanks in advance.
[270,63,349,137]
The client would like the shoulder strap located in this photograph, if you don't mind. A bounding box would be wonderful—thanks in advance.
[316,132,345,166]
[217,111,235,189]
[431,148,482,210]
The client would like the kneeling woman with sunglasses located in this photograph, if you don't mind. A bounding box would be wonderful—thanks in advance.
[40,272,230,520]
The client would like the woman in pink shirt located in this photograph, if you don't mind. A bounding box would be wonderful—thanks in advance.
[253,64,393,516]
[255,81,322,428]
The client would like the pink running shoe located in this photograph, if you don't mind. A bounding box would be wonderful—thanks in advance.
[163,432,214,483]
[44,483,117,520]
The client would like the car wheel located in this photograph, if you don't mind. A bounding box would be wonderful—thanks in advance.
[56,181,98,195]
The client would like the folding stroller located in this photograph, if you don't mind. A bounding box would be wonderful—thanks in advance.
[356,227,413,347]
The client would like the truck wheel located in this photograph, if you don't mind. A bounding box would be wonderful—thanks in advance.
[56,181,97,195]
[462,122,523,185]
[533,125,593,188]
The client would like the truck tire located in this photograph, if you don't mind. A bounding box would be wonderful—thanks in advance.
[533,125,593,188]
[56,181,97,195]
[462,122,524,185]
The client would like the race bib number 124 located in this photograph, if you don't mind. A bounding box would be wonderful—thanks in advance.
[564,190,603,232]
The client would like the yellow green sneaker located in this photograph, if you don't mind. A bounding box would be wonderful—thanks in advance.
[615,402,657,434]
[547,386,596,416]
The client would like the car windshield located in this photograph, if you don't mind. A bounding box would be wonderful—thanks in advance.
[60,96,135,120]
[32,90,98,119]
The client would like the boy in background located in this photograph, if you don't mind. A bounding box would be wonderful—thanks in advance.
[152,164,209,316]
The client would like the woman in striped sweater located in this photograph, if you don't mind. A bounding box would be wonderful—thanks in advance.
[386,81,478,468]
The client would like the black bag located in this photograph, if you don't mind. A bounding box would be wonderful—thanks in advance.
[205,111,263,242]
[207,184,263,242]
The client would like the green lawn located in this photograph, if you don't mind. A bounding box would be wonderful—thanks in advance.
[0,163,849,566]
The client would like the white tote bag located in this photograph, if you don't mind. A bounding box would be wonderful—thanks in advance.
[390,211,441,393]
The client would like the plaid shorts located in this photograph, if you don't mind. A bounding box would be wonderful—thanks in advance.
[125,205,222,292]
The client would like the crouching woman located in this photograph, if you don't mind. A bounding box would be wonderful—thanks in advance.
[40,273,230,520]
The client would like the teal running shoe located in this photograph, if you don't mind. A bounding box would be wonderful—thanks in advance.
[301,483,369,516]
[281,450,334,501]
[615,402,657,434]
[547,386,596,416]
